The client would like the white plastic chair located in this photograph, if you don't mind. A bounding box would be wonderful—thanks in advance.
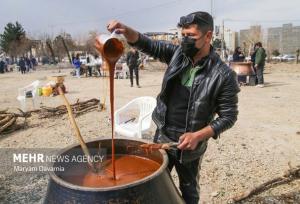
[17,80,40,111]
[115,63,128,79]
[114,96,156,138]
[121,63,129,79]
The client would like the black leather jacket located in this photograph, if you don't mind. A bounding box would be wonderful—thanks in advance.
[131,34,240,162]
[126,50,140,68]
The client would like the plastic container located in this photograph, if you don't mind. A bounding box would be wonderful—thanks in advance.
[37,87,43,96]
[42,86,53,96]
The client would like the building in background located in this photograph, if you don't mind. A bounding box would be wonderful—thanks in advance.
[267,27,282,54]
[237,23,300,56]
[223,28,238,54]
[280,24,300,54]
[144,32,176,41]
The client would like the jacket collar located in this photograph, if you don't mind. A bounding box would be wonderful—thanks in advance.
[167,45,219,81]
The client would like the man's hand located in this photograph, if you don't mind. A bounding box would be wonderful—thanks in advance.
[177,132,199,150]
[106,20,139,44]
[177,125,215,150]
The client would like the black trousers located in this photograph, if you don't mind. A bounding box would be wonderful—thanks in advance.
[129,65,139,86]
[256,65,264,84]
[167,152,203,204]
[237,75,247,84]
[87,66,92,77]
[94,65,101,76]
[21,67,26,74]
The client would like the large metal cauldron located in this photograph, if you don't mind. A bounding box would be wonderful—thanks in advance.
[44,138,184,204]
[230,62,255,75]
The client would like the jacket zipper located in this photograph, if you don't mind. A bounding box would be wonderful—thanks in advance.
[157,58,191,129]
[179,57,209,163]
[180,60,195,163]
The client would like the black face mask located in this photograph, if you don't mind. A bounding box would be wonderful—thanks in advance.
[181,36,199,58]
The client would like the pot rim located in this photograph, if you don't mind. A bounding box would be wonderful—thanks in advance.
[49,136,169,192]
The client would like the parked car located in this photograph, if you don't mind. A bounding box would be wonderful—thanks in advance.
[281,55,296,62]
[271,55,283,61]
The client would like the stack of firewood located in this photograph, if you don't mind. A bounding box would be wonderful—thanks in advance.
[35,98,103,118]
[0,98,104,134]
[0,109,29,134]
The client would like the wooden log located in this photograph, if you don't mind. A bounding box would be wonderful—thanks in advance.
[1,122,26,134]
[0,115,13,126]
[74,105,100,116]
[231,165,300,203]
[0,109,8,114]
[0,117,16,133]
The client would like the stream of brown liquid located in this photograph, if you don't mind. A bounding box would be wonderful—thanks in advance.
[104,38,124,180]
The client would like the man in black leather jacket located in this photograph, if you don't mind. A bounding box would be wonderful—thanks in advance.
[107,11,240,204]
[126,48,141,87]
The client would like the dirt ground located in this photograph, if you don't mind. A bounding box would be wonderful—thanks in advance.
[0,62,300,204]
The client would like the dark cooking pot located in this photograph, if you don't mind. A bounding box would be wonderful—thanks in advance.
[44,137,184,204]
[230,62,255,75]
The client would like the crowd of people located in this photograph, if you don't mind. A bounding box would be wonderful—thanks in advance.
[18,57,37,74]
[70,40,267,90]
[71,51,145,88]
[71,54,103,78]
[0,56,37,74]
[0,59,7,73]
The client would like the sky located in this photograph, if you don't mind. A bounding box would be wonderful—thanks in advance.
[0,0,300,40]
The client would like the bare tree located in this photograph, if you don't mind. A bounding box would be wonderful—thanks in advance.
[52,32,76,62]
[240,25,262,56]
[84,30,99,55]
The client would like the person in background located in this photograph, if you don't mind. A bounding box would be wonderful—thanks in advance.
[19,57,26,74]
[0,59,5,74]
[72,54,81,78]
[126,48,141,88]
[31,57,37,70]
[25,57,31,72]
[232,46,246,85]
[250,45,258,85]
[254,42,266,88]
[86,56,92,77]
[233,46,245,62]
[94,55,102,77]
[3,59,8,72]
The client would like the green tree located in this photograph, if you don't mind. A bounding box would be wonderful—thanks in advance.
[0,22,30,57]
[212,38,226,49]
[272,49,280,56]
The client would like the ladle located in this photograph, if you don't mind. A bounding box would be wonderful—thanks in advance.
[140,142,179,150]
[57,87,98,172]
